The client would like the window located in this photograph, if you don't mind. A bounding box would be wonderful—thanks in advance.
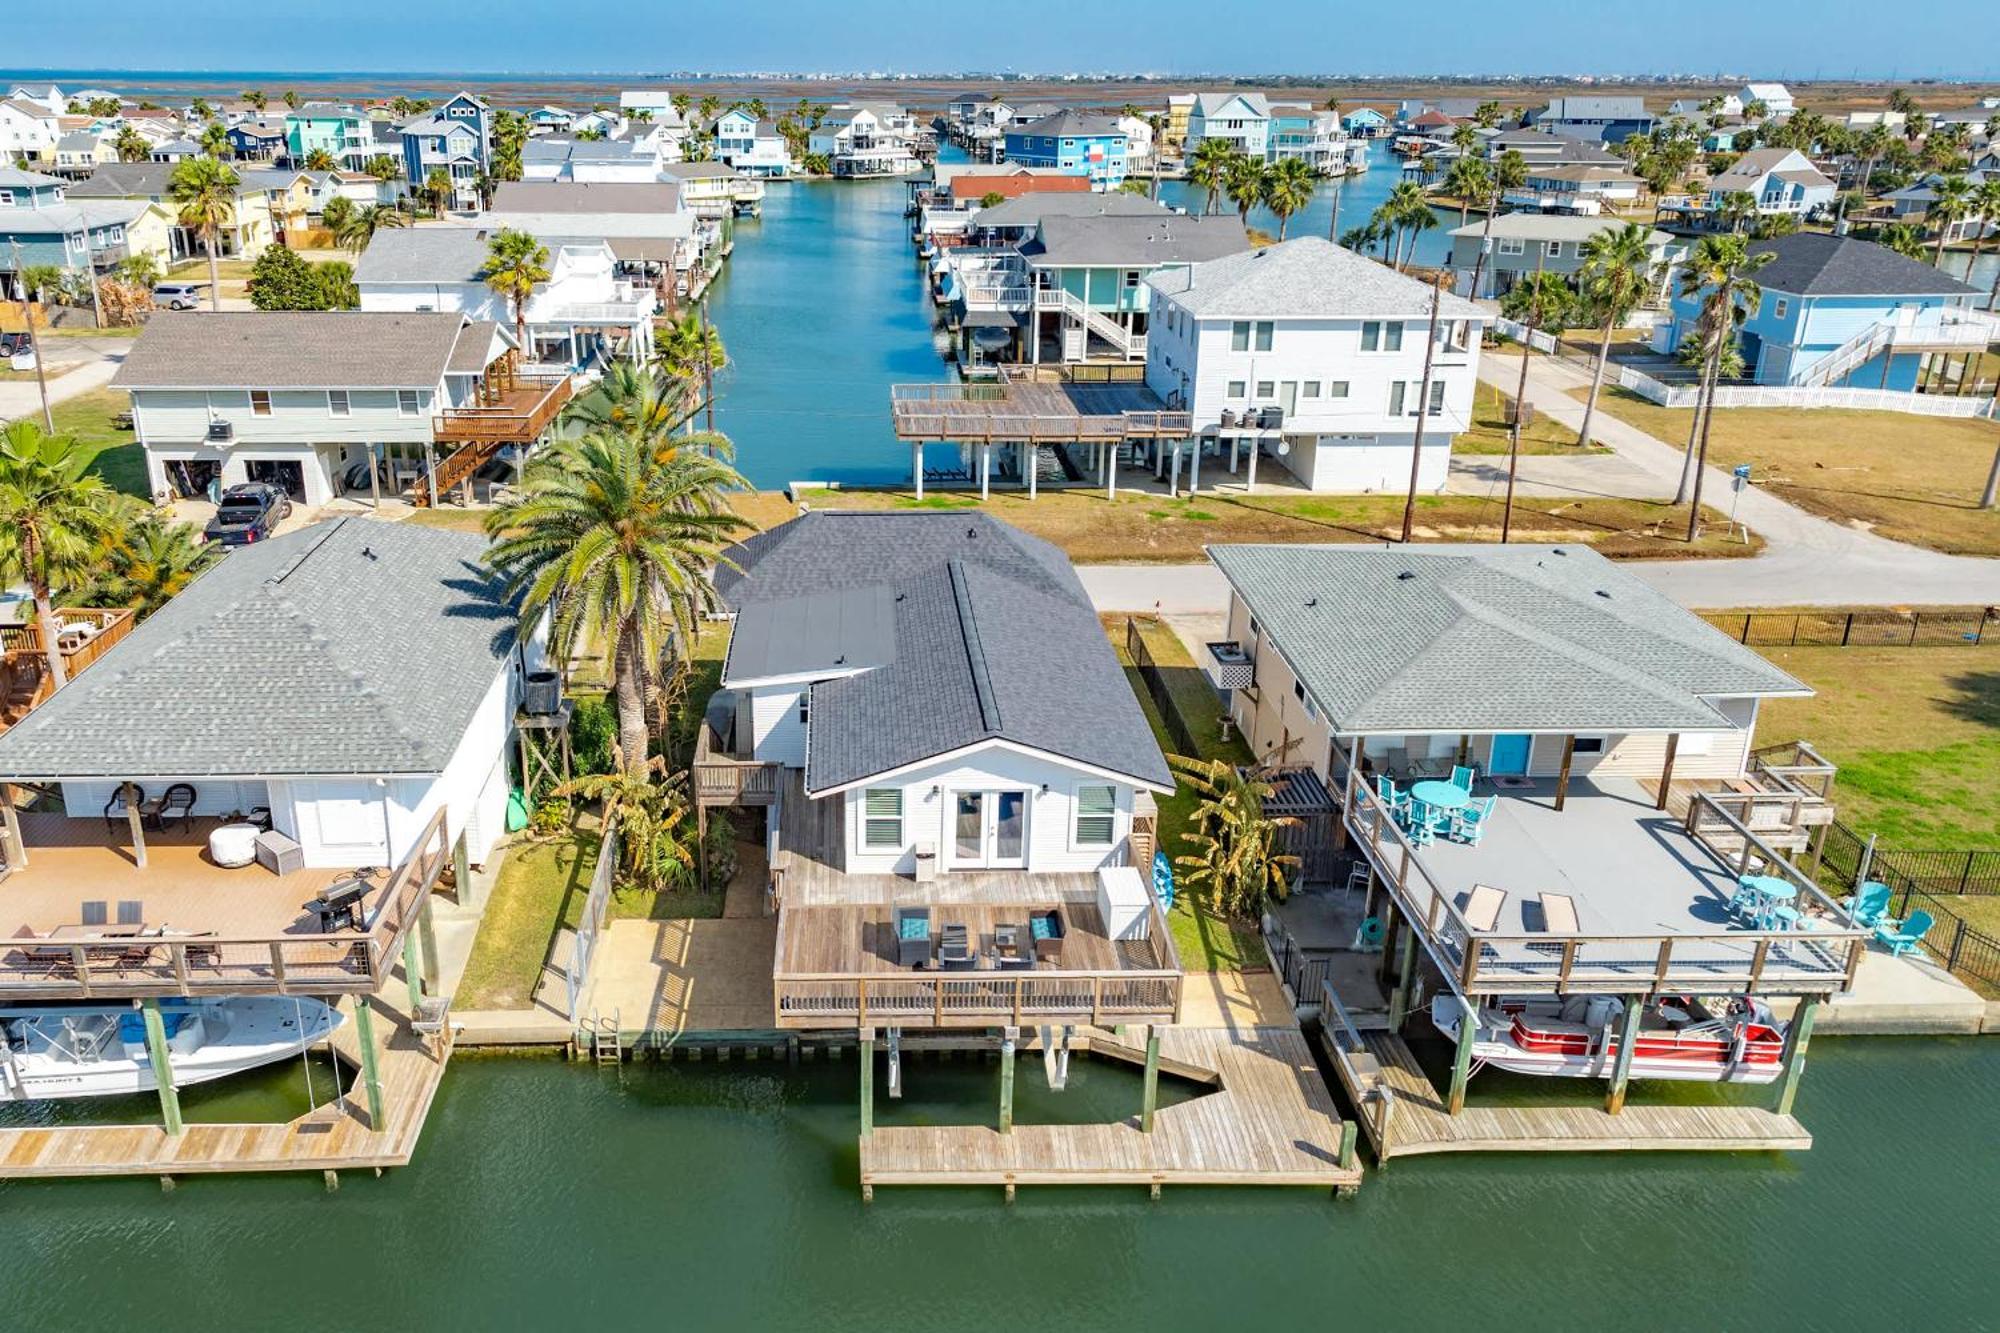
[1427,380,1447,416]
[0,190,12,207]
[862,788,903,849]
[1253,320,1273,351]
[1254,380,1274,399]
[327,389,350,417]
[1773,298,1788,319]
[1123,269,1139,289]
[1231,320,1250,351]
[1073,785,1116,847]
[398,389,422,416]
[1384,322,1404,352]
[1572,736,1606,754]
[1387,381,1406,416]
[1328,381,1350,398]
[1544,241,1564,258]
[1301,381,1321,398]
[1497,237,1525,256]
[1227,380,1246,399]
[249,390,272,416]
[1360,320,1380,351]
[798,695,809,727]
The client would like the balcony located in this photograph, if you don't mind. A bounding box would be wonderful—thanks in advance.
[692,723,779,808]
[1,607,137,728]
[432,370,574,445]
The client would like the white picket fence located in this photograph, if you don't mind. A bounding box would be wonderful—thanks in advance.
[1492,317,2000,419]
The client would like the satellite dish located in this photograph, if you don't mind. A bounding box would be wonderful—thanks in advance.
[1276,438,1291,456]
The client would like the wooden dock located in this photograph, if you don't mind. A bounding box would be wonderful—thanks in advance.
[858,1025,1361,1195]
[1321,1024,1811,1159]
[0,986,450,1181]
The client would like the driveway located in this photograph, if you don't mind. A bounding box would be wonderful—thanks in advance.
[0,331,131,423]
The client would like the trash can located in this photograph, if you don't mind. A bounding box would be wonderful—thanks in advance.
[913,841,938,884]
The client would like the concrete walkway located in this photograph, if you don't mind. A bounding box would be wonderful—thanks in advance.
[0,353,123,423]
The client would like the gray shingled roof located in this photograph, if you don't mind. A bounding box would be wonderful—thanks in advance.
[489,180,681,214]
[971,190,1167,229]
[1022,212,1250,267]
[1208,543,1810,735]
[1149,236,1486,320]
[1010,109,1125,139]
[1448,214,1672,245]
[715,513,1171,794]
[1747,232,1979,298]
[111,312,483,389]
[354,226,605,284]
[0,519,519,779]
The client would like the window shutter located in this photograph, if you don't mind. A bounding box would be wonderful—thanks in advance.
[1075,785,1116,846]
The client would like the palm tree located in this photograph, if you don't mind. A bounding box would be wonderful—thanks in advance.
[1967,178,2000,303]
[482,229,550,353]
[1146,112,1166,202]
[1338,222,1381,255]
[1377,181,1433,270]
[1187,138,1236,216]
[167,155,240,313]
[422,168,455,215]
[0,420,120,689]
[1166,755,1297,918]
[1441,152,1490,228]
[1717,190,1759,234]
[1262,157,1316,240]
[1875,221,1928,260]
[1497,270,1575,540]
[88,513,215,617]
[555,760,696,891]
[1467,149,1527,297]
[1572,224,1658,448]
[1399,271,1448,542]
[671,92,692,119]
[654,307,725,391]
[1927,175,1972,266]
[1673,234,1773,536]
[303,147,337,172]
[1856,123,1896,196]
[483,429,747,773]
[698,94,721,125]
[363,154,401,185]
[1474,101,1502,129]
[334,202,406,253]
[1223,155,1269,225]
[563,362,689,439]
[113,126,149,163]
[199,121,231,160]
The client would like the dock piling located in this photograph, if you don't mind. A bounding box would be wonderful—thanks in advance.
[1140,1026,1160,1133]
[998,1028,1017,1135]
[1606,996,1643,1115]
[353,996,387,1130]
[140,998,183,1137]
[1775,997,1818,1116]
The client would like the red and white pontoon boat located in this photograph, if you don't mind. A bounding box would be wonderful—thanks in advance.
[1429,993,1788,1085]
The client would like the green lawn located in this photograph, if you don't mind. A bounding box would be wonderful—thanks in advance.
[48,388,147,497]
[1106,615,1266,973]
[1759,646,2000,845]
[455,822,602,1010]
[1454,379,1612,456]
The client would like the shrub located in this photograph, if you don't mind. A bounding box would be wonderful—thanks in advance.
[570,695,617,776]
[703,809,738,888]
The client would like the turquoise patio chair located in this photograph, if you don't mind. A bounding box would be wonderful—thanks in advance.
[1844,881,1895,929]
[1449,765,1477,795]
[1352,916,1387,952]
[1376,774,1408,819]
[1452,796,1496,846]
[1875,910,1934,958]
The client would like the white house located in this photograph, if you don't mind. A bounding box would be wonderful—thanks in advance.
[662,161,763,217]
[1738,83,1797,117]
[808,103,919,177]
[356,226,656,368]
[711,108,792,178]
[113,310,517,507]
[1705,147,1836,217]
[483,181,705,290]
[1144,237,1487,494]
[0,517,537,872]
[0,96,62,163]
[1186,93,1271,159]
[710,511,1173,879]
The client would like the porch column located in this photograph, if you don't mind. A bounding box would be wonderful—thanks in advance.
[123,781,147,869]
[1228,435,1240,474]
[1140,1024,1161,1132]
[1105,443,1117,500]
[979,442,991,501]
[912,443,924,500]
[998,1027,1017,1135]
[1445,995,1477,1115]
[1605,995,1644,1114]
[368,443,381,509]
[353,996,387,1129]
[1774,997,1819,1117]
[141,998,184,1136]
[1188,439,1201,494]
[425,444,439,510]
[417,893,441,993]
[0,790,25,868]
[1386,917,1419,1030]
[1456,734,1470,768]
[452,831,475,910]
[1167,442,1181,498]
[402,929,425,1013]
[1655,733,1680,811]
[1554,734,1577,812]
[1335,734,1363,852]
[859,1026,876,1137]
[1246,441,1259,491]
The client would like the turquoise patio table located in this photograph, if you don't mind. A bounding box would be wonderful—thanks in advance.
[1409,780,1470,812]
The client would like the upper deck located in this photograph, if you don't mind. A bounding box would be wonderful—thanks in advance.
[890,378,1190,444]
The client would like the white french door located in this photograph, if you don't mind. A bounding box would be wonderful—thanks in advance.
[949,790,1029,869]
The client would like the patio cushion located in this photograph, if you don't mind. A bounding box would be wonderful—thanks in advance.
[897,915,929,941]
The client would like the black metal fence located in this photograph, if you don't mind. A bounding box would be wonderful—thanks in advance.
[1262,915,1331,1006]
[1815,819,2000,993]
[1124,617,1199,757]
[1702,608,1999,649]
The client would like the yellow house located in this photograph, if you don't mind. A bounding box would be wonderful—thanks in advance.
[1164,94,1194,154]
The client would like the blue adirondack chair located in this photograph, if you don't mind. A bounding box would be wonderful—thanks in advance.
[1875,910,1933,958]
[1845,881,1895,929]
[1452,796,1496,846]
[1376,774,1408,819]
[1449,765,1477,794]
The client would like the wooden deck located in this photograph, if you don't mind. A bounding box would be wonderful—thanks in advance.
[858,1026,1362,1194]
[0,981,450,1180]
[1322,1022,1811,1159]
[890,381,1191,443]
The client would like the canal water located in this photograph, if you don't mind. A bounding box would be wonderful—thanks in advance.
[1,1037,1993,1330]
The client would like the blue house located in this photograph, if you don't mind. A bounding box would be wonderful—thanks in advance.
[1656,233,1986,389]
[1340,106,1390,137]
[1529,96,1655,145]
[1002,110,1129,189]
[399,91,492,210]
[226,117,288,161]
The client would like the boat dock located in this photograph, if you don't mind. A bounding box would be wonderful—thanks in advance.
[857,1025,1361,1198]
[1318,992,1811,1160]
[0,964,451,1182]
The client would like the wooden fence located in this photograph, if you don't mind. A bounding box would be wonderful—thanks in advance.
[564,812,620,1025]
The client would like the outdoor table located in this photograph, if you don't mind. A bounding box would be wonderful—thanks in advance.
[1409,780,1471,812]
[1742,875,1796,905]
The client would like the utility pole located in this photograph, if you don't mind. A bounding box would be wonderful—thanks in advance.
[1399,270,1446,543]
[1503,248,1547,543]
[9,240,55,432]
[698,297,717,435]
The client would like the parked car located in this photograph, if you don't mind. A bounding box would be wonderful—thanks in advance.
[151,281,210,311]
[203,483,292,547]
[0,330,33,369]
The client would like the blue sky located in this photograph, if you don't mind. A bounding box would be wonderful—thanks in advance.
[4,1,1980,78]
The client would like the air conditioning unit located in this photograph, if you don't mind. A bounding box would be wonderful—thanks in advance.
[1258,406,1285,430]
[523,669,564,716]
[205,420,234,443]
[1205,641,1255,691]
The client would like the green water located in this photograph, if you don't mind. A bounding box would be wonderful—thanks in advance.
[2,1038,1994,1330]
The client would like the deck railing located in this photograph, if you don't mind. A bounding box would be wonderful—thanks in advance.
[0,806,451,1002]
[772,897,1182,1029]
[432,373,575,444]
[1343,774,1869,998]
[692,727,780,807]
[1,607,137,680]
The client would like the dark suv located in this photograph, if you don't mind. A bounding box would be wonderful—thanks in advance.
[203,483,293,546]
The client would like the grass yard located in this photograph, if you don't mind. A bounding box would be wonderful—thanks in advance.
[1758,646,2000,846]
[1576,387,2000,556]
[455,821,602,1010]
[1105,614,1267,973]
[1453,379,1612,456]
[773,485,1756,562]
[49,387,147,496]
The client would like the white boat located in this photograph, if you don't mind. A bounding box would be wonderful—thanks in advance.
[1429,993,1787,1086]
[0,997,343,1102]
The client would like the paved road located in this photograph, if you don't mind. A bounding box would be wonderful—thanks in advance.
[0,354,123,424]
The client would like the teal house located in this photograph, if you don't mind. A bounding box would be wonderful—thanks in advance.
[284,103,372,169]
[1013,210,1250,362]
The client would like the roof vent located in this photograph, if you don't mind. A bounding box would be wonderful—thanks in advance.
[1551,547,1568,556]
[966,525,978,538]
[1396,570,1416,581]
[1304,596,1318,608]
[1595,589,1611,599]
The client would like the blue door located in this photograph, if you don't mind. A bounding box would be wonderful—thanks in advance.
[1489,734,1532,776]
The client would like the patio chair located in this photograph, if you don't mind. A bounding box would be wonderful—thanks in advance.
[1342,862,1371,903]
[893,906,932,968]
[1452,796,1497,846]
[1030,909,1066,964]
[1375,775,1408,819]
[1449,765,1477,794]
[1875,910,1934,958]
[1844,881,1896,929]
[1461,884,1508,933]
[116,900,144,927]
[937,923,974,968]
[101,785,145,833]
[80,900,108,928]
[148,783,198,833]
